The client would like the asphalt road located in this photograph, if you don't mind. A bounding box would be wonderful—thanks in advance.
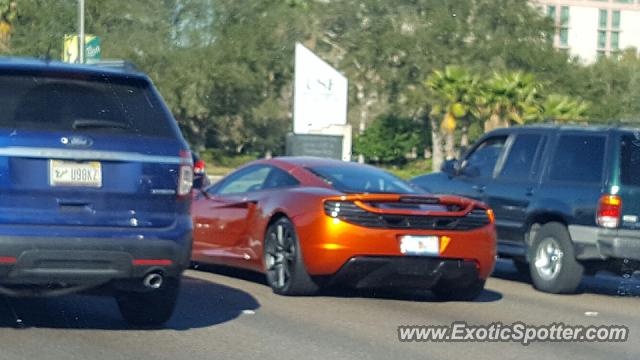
[0,260,638,360]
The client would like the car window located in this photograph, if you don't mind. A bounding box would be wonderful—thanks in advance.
[261,167,300,190]
[460,136,507,178]
[620,134,640,187]
[307,165,418,194]
[215,166,271,195]
[0,74,175,138]
[498,134,542,180]
[548,135,605,184]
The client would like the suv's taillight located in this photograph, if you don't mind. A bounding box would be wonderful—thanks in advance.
[178,151,194,197]
[596,194,621,228]
[194,159,206,175]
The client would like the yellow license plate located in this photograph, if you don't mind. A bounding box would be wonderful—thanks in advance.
[49,160,102,187]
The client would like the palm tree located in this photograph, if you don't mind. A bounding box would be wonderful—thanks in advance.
[542,94,590,123]
[478,71,543,132]
[0,1,16,52]
[426,66,478,171]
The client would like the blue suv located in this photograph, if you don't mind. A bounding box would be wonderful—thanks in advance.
[0,59,193,325]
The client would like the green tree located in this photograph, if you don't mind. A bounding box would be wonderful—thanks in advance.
[478,71,543,131]
[355,114,425,164]
[576,48,640,123]
[542,94,590,123]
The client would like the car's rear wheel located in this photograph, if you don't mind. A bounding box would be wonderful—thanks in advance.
[529,222,583,294]
[432,279,485,301]
[116,277,180,327]
[264,217,318,296]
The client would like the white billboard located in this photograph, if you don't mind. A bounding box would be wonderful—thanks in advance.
[293,43,348,134]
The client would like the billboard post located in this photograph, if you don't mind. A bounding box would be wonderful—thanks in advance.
[292,43,351,161]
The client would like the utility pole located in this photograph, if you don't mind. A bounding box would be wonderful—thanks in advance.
[78,0,85,64]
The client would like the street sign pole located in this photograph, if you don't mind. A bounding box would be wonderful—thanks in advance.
[78,0,85,64]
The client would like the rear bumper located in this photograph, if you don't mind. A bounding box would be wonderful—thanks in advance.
[0,234,191,286]
[597,228,640,260]
[569,225,640,261]
[293,214,496,279]
[330,256,480,289]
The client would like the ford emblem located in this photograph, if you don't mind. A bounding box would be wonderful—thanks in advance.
[61,135,94,148]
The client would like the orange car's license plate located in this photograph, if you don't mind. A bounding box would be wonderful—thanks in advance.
[400,235,439,256]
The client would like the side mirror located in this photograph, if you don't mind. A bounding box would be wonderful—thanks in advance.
[194,187,211,200]
[441,159,458,177]
[460,164,480,178]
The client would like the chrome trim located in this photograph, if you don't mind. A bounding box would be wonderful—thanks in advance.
[568,224,599,245]
[0,146,182,164]
[151,189,176,195]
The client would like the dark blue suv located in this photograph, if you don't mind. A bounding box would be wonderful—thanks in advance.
[0,59,193,325]
[412,126,640,294]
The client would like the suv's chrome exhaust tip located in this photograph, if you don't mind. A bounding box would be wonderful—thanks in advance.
[143,273,163,289]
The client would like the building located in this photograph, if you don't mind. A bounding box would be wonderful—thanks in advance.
[532,0,640,62]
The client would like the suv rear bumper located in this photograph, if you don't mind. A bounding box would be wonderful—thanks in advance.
[0,235,191,286]
[569,225,640,261]
[597,228,640,260]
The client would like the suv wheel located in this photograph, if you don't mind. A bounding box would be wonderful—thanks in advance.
[529,222,583,294]
[116,277,180,326]
[264,217,318,296]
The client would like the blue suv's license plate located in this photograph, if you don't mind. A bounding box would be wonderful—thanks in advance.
[49,160,102,187]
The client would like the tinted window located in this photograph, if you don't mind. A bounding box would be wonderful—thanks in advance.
[461,136,507,178]
[548,135,605,184]
[216,166,271,195]
[499,134,542,180]
[620,134,640,186]
[308,165,417,194]
[262,167,300,190]
[0,74,175,137]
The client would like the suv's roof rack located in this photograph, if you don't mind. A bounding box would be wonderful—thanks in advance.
[89,59,140,72]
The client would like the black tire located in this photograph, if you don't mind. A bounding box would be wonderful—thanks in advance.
[116,277,180,327]
[432,279,486,301]
[264,217,318,296]
[529,222,583,294]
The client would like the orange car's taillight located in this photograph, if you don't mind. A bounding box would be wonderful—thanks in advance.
[597,194,621,229]
[486,209,495,224]
[324,201,351,217]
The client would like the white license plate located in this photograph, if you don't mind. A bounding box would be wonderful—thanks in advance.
[49,160,102,187]
[400,235,439,256]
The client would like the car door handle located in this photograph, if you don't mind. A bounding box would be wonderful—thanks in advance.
[525,188,535,196]
[472,185,485,193]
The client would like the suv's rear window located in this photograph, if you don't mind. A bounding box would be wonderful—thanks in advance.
[620,134,640,186]
[0,73,175,137]
[548,135,605,184]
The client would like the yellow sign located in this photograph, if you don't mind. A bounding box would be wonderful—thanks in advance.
[63,34,101,64]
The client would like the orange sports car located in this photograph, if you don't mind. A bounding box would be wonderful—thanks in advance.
[191,157,496,300]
